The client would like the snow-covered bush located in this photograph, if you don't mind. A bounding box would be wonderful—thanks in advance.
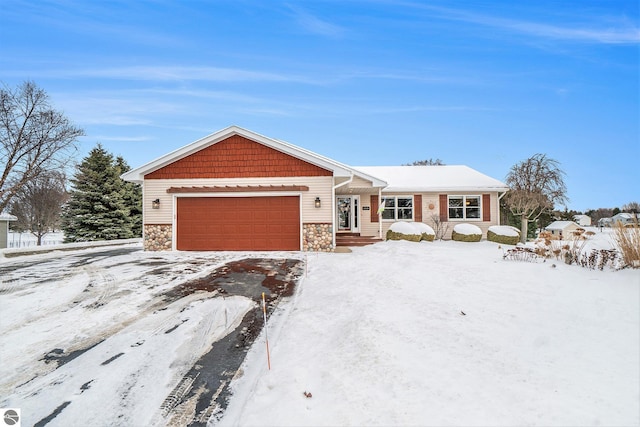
[386,222,435,242]
[451,223,482,242]
[487,225,520,245]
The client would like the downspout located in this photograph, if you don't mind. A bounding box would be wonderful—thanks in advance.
[332,173,354,249]
[498,190,508,225]
[378,187,383,239]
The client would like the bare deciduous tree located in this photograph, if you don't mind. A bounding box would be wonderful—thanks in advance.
[503,153,568,243]
[0,81,84,213]
[10,170,68,245]
[622,201,640,214]
[404,158,445,166]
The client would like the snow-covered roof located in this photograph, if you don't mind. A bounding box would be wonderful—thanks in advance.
[121,125,386,187]
[612,213,634,220]
[0,212,17,221]
[354,165,509,193]
[545,220,579,230]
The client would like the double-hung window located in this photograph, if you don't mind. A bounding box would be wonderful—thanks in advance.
[381,196,413,220]
[448,196,481,220]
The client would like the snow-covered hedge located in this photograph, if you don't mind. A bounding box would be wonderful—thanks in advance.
[487,225,520,245]
[386,222,435,242]
[451,223,482,242]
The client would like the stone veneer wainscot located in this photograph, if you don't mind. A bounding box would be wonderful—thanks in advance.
[144,223,334,252]
[144,224,172,251]
[303,223,333,252]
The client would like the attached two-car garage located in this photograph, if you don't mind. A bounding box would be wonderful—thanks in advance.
[176,196,301,251]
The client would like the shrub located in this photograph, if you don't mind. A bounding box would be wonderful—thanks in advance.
[613,220,640,268]
[451,224,482,242]
[386,230,422,242]
[487,225,520,245]
[452,230,482,242]
[386,222,435,242]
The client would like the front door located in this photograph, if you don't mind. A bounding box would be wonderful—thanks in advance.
[336,196,359,233]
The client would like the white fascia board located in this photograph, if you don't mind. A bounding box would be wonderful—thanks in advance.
[382,186,510,193]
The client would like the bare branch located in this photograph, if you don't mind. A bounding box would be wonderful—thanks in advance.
[0,81,84,212]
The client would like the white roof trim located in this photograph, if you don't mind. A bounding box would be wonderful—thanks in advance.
[122,125,385,187]
[0,213,18,221]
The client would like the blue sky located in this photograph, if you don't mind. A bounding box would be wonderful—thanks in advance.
[1,0,638,212]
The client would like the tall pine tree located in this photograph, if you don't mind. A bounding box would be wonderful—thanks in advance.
[115,155,142,237]
[62,145,140,242]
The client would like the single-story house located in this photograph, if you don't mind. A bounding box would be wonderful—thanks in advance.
[612,212,637,226]
[597,217,613,228]
[573,214,592,226]
[545,220,581,238]
[122,126,509,251]
[0,213,17,249]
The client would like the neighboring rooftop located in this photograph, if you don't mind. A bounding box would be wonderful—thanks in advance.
[0,213,17,221]
[545,221,579,230]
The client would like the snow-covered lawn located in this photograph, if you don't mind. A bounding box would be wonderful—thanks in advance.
[1,229,638,426]
[221,233,639,426]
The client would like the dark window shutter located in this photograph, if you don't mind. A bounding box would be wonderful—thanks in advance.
[439,194,448,222]
[414,195,422,222]
[371,195,379,223]
[482,194,491,221]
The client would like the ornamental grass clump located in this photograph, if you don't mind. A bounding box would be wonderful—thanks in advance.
[613,220,640,268]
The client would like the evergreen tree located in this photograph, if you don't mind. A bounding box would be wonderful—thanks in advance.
[62,145,136,242]
[115,156,142,237]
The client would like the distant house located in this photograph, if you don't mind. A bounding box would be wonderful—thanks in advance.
[545,220,581,239]
[612,213,637,226]
[597,217,613,228]
[573,214,591,226]
[0,213,17,249]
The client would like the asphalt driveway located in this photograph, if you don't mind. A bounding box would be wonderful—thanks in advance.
[0,245,304,426]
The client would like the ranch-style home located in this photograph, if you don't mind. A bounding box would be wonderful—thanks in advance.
[122,126,509,251]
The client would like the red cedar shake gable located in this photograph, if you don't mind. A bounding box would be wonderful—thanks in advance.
[145,135,333,179]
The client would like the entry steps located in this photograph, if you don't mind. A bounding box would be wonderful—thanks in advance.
[335,233,383,247]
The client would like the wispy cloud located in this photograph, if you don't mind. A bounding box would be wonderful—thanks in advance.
[28,65,316,84]
[285,4,346,38]
[402,2,640,44]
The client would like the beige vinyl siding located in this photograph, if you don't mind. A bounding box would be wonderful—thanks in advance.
[0,221,8,249]
[143,176,333,224]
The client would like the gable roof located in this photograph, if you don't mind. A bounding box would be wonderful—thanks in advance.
[354,165,509,193]
[545,220,579,230]
[122,125,386,187]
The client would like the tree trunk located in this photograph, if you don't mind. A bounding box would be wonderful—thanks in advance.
[520,216,528,243]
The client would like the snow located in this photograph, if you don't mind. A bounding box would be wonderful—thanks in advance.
[488,225,520,237]
[453,223,482,235]
[1,231,639,426]
[220,231,639,427]
[389,221,435,236]
[354,165,509,192]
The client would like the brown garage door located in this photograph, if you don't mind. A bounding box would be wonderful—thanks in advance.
[176,196,300,251]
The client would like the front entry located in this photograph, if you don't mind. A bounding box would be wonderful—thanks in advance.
[336,196,360,233]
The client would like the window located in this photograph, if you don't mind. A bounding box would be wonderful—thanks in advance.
[448,196,481,220]
[381,196,413,220]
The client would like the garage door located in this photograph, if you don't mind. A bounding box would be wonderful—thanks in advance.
[176,196,300,251]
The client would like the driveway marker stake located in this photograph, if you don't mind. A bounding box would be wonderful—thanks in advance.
[262,292,271,370]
